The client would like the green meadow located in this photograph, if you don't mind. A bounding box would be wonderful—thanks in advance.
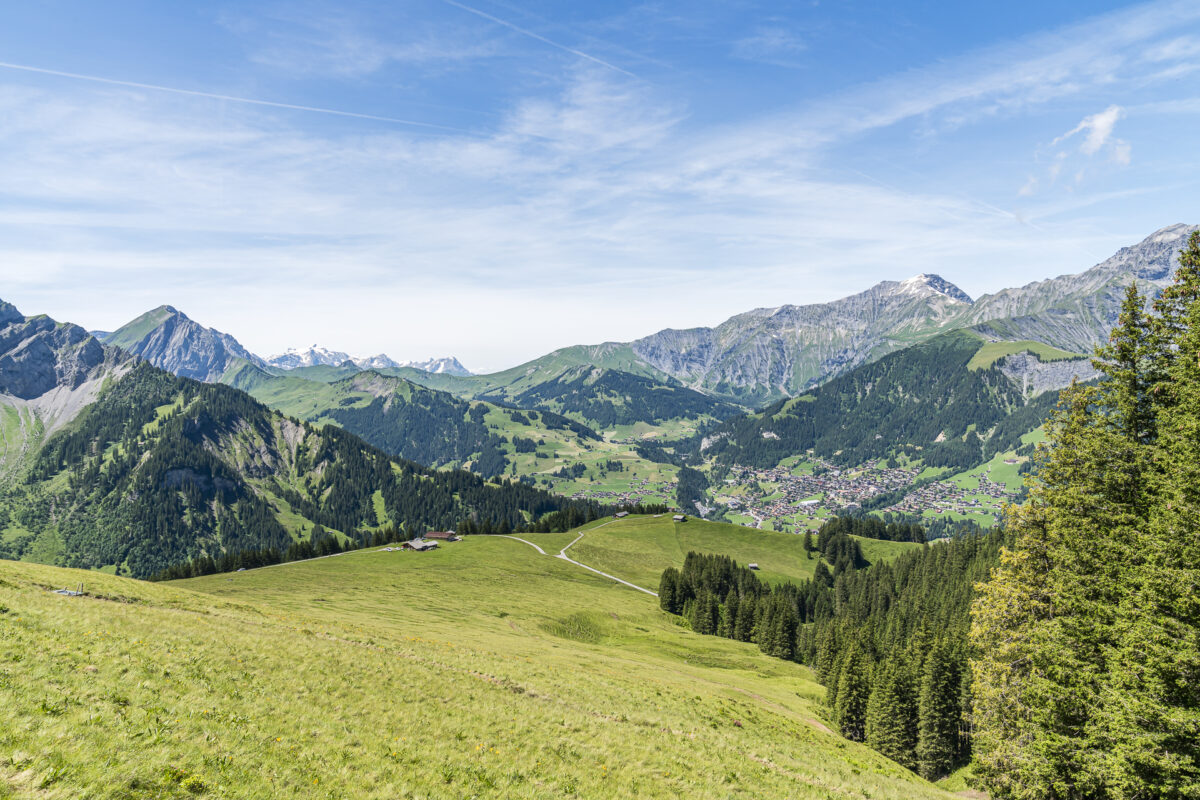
[0,523,953,799]
[564,515,920,590]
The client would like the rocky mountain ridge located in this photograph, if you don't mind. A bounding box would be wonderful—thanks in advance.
[101,306,265,383]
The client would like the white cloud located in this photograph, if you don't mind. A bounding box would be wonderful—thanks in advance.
[732,26,807,67]
[1053,104,1125,155]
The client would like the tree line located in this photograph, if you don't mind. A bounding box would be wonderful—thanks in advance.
[658,525,1001,781]
[970,232,1200,798]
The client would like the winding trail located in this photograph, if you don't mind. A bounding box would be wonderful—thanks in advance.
[500,535,546,555]
[503,521,658,597]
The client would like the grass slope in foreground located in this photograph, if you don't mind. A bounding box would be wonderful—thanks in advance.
[564,515,921,590]
[1,538,952,799]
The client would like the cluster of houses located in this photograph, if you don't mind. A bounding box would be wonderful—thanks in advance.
[716,459,923,526]
[884,471,1016,520]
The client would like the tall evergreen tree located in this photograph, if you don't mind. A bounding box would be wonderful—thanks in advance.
[834,642,871,742]
[917,638,961,780]
[866,658,918,771]
[972,231,1200,799]
[1099,231,1200,798]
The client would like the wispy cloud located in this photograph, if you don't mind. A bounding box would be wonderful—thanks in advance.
[225,6,502,78]
[435,0,636,77]
[2,1,1199,369]
[0,60,475,133]
[732,26,807,68]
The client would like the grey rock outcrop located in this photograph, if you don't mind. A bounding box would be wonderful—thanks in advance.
[106,306,266,383]
[0,310,117,399]
[998,352,1101,398]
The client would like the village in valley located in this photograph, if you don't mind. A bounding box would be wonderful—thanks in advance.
[556,447,1027,533]
[713,454,1024,531]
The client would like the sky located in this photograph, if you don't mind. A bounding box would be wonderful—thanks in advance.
[1,0,1198,373]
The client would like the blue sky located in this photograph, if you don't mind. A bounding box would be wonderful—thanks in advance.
[1,0,1198,371]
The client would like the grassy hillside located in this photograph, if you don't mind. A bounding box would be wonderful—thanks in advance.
[0,539,953,799]
[0,362,606,577]
[99,306,174,351]
[563,515,921,590]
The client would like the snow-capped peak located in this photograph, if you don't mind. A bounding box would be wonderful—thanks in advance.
[396,356,472,376]
[896,274,973,304]
[267,346,471,375]
[267,345,352,370]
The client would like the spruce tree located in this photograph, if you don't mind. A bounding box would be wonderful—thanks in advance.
[865,658,918,771]
[658,568,680,614]
[1093,283,1157,448]
[917,638,960,780]
[971,232,1200,798]
[833,642,870,742]
[970,384,1130,798]
[734,593,757,642]
[1100,231,1200,797]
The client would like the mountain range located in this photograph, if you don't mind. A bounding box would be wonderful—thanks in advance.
[265,345,471,375]
[92,224,1196,414]
[485,223,1195,406]
[1,223,1194,577]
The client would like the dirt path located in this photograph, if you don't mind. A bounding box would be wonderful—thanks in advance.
[500,535,546,554]
[504,521,659,597]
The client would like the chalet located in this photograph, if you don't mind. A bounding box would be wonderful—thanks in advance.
[614,511,629,518]
[403,539,438,552]
[673,514,686,522]
[424,531,460,541]
[748,563,760,571]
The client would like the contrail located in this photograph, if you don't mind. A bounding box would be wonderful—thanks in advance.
[0,60,476,134]
[436,0,635,78]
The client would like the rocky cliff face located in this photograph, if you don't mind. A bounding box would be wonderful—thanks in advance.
[0,307,124,400]
[966,224,1199,354]
[0,301,134,479]
[105,306,265,383]
[630,273,974,404]
[998,352,1101,398]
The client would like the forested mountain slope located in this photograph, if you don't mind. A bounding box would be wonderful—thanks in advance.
[223,359,600,475]
[693,331,1090,472]
[1,332,605,578]
[481,365,742,428]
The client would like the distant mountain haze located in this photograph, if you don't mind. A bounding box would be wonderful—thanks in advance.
[96,224,1195,408]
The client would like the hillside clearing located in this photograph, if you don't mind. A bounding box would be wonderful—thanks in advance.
[1,537,952,799]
